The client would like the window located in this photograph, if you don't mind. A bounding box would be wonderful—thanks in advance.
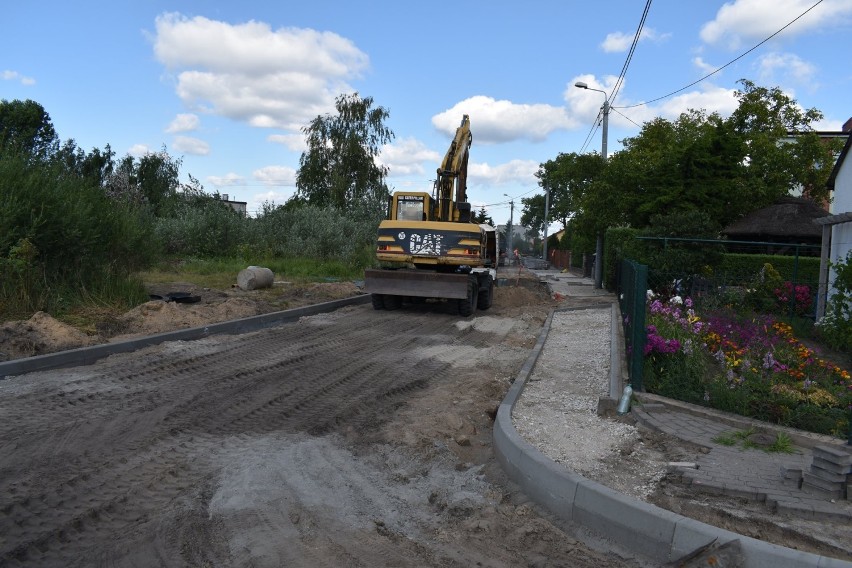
[397,197,424,221]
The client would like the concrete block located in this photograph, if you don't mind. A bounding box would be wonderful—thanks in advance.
[808,466,850,484]
[573,479,679,561]
[669,517,741,562]
[737,536,830,568]
[803,472,846,492]
[801,480,844,501]
[596,396,617,417]
[812,445,852,465]
[514,448,580,521]
[812,456,852,475]
[776,500,815,519]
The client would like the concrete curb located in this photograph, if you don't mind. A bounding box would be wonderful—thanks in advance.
[492,305,852,568]
[0,294,372,380]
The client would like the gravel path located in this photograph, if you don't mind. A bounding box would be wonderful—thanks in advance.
[512,307,668,501]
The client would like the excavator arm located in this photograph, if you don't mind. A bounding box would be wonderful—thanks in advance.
[435,115,472,222]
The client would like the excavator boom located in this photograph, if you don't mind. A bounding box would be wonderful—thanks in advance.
[435,115,472,222]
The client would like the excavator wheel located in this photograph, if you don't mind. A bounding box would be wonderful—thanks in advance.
[458,276,478,317]
[477,277,494,310]
[371,293,385,310]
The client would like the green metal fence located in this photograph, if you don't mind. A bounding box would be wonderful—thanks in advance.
[635,237,822,320]
[617,259,647,391]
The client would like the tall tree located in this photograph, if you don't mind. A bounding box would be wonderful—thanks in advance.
[534,152,606,230]
[520,194,546,236]
[0,99,59,161]
[103,148,182,214]
[296,93,394,210]
[473,206,494,226]
[730,79,841,203]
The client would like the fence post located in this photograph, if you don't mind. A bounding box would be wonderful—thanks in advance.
[629,262,647,391]
[619,260,648,393]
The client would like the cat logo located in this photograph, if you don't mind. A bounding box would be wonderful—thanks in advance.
[409,233,443,256]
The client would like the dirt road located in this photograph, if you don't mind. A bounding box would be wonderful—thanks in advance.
[0,292,646,567]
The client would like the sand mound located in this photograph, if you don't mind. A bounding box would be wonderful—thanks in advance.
[0,311,96,361]
[111,297,264,340]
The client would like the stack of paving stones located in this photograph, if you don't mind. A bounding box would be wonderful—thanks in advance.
[632,396,852,522]
[802,445,852,500]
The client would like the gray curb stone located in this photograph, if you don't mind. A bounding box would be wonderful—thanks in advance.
[0,294,371,380]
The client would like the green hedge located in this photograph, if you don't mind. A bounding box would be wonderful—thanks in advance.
[717,253,820,284]
[601,232,821,291]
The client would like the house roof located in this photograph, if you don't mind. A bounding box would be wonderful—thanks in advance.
[721,196,829,239]
[827,132,852,192]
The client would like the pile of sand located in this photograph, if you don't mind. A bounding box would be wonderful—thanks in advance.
[0,312,96,361]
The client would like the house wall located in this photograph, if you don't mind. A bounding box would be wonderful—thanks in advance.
[828,155,852,307]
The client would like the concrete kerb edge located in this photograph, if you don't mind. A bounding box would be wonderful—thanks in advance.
[491,307,852,568]
[632,391,847,451]
[0,294,372,380]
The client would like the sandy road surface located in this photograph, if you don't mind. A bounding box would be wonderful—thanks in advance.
[0,294,646,567]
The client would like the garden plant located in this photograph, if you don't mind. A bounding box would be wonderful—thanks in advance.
[643,261,852,439]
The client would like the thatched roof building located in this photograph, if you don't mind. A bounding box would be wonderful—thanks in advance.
[721,196,828,244]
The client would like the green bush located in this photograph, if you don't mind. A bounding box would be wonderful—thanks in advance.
[718,253,820,284]
[154,198,248,257]
[815,250,852,352]
[0,155,155,318]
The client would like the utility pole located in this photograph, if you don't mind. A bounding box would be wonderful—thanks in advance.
[594,98,609,288]
[574,81,609,289]
[542,186,550,266]
[504,194,514,259]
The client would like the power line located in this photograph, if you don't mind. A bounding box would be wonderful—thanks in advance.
[483,187,541,208]
[610,0,653,105]
[579,111,602,154]
[618,0,825,109]
[610,107,642,128]
[577,0,651,154]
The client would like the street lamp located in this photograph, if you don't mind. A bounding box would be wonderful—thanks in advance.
[575,81,610,288]
[574,81,608,159]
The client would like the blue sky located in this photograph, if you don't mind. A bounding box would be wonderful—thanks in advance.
[3,0,852,225]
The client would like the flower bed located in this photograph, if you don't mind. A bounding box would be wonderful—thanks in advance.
[643,293,852,438]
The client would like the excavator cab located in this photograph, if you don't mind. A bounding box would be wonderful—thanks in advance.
[390,192,431,222]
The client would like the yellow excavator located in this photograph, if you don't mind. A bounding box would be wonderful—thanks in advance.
[364,115,498,316]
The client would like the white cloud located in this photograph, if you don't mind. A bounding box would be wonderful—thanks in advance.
[379,138,442,177]
[692,57,716,74]
[565,74,620,122]
[128,144,150,157]
[432,96,576,144]
[700,0,852,49]
[566,74,738,128]
[166,113,200,133]
[267,133,306,152]
[468,159,539,186]
[756,51,817,87]
[2,70,35,85]
[655,85,740,119]
[600,27,671,53]
[152,13,369,132]
[172,135,210,156]
[252,165,296,186]
[207,173,245,187]
[251,190,296,213]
